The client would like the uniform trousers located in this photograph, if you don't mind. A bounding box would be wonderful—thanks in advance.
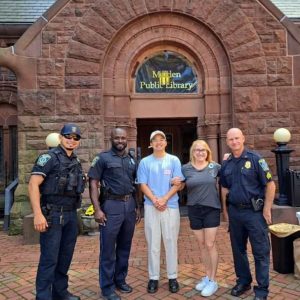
[36,210,78,300]
[99,197,136,296]
[228,204,270,298]
[144,205,180,280]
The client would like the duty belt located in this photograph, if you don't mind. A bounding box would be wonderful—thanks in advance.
[230,202,252,209]
[43,203,77,211]
[105,194,132,202]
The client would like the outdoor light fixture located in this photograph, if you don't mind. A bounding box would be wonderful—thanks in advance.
[272,128,293,206]
[45,132,60,148]
[273,128,291,144]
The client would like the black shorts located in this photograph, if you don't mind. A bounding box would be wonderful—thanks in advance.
[188,205,221,230]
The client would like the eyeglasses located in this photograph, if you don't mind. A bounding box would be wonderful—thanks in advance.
[63,134,81,141]
[193,148,206,153]
[151,138,166,143]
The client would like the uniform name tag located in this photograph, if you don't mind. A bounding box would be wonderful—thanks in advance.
[164,169,171,175]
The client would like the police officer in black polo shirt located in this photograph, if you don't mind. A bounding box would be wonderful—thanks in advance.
[28,123,85,300]
[88,127,141,300]
[220,128,276,300]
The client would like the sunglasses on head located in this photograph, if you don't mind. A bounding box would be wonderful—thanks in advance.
[63,134,81,141]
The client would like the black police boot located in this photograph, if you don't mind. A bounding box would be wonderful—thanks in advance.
[169,279,179,293]
[116,283,133,293]
[231,283,251,297]
[58,292,81,300]
[101,292,121,300]
[147,280,158,293]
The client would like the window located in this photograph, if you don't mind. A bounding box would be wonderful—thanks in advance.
[0,128,3,186]
[135,51,198,93]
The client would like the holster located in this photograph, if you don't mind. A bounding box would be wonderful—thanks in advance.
[41,204,52,227]
[99,185,107,206]
[251,197,264,211]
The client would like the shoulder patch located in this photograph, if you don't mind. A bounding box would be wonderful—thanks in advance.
[208,163,214,168]
[259,159,269,171]
[37,154,52,167]
[266,172,272,180]
[91,156,99,167]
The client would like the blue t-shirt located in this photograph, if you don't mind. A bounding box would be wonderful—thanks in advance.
[137,153,184,208]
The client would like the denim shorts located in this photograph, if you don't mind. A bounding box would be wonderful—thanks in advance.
[188,205,221,230]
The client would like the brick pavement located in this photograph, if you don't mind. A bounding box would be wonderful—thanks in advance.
[0,218,299,300]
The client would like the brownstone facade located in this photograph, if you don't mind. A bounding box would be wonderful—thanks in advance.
[1,0,300,233]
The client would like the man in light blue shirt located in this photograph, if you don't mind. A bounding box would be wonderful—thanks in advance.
[137,130,184,294]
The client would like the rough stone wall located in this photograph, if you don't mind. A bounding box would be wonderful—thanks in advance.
[7,0,300,233]
[234,0,300,167]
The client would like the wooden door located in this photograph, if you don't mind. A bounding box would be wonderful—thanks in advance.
[137,118,196,163]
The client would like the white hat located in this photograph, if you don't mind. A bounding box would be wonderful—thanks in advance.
[150,130,166,141]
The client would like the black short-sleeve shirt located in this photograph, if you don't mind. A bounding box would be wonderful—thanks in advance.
[31,145,78,178]
[88,148,136,195]
[31,145,81,205]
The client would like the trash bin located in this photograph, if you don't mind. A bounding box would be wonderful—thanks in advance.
[269,223,300,274]
[286,169,300,207]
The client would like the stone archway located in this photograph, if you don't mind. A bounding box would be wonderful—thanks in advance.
[101,12,231,160]
[0,67,18,192]
[67,0,265,158]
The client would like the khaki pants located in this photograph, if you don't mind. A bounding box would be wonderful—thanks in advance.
[144,205,180,280]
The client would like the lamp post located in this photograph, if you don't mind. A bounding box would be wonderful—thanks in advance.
[45,132,60,149]
[272,128,294,206]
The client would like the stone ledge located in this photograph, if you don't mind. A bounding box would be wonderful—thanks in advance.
[272,204,300,225]
[23,213,39,245]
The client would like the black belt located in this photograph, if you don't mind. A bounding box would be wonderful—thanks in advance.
[43,203,76,211]
[230,203,252,209]
[105,194,132,202]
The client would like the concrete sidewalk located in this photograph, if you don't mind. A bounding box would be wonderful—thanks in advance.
[0,218,299,299]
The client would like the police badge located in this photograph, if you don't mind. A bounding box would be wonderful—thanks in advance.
[245,161,251,169]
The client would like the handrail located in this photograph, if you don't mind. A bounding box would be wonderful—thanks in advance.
[4,178,18,231]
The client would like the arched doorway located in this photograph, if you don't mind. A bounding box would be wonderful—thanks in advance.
[136,117,197,164]
[0,66,18,217]
[102,13,232,162]
[0,103,18,186]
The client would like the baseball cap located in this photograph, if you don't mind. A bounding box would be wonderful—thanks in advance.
[150,130,166,141]
[60,123,81,137]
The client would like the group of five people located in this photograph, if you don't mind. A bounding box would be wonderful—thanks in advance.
[28,124,275,300]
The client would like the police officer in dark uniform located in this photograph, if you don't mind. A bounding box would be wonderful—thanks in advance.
[28,123,85,300]
[88,127,141,300]
[220,128,276,300]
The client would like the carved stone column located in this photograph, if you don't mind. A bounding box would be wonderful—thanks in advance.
[196,116,220,162]
[205,124,219,163]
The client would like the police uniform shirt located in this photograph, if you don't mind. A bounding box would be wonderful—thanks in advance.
[31,145,80,205]
[88,148,136,195]
[220,149,273,204]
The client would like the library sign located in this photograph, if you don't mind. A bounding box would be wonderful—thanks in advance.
[135,52,197,93]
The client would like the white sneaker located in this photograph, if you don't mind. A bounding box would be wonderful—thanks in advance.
[201,280,218,297]
[195,276,209,291]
